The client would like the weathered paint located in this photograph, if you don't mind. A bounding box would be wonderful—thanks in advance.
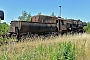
[31,15,57,23]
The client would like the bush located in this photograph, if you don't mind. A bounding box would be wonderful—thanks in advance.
[0,22,9,35]
[83,22,90,33]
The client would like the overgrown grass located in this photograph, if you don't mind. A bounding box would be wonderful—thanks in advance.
[0,33,90,60]
[0,36,16,46]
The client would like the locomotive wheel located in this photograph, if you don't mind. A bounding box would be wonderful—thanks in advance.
[16,34,22,42]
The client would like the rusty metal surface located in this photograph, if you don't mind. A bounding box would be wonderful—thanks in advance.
[8,26,16,33]
[20,22,57,33]
[60,20,67,31]
[9,21,57,34]
[57,18,65,20]
[31,15,57,23]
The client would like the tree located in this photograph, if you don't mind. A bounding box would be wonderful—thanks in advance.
[38,12,41,15]
[26,12,31,21]
[65,18,68,20]
[83,22,90,33]
[0,22,9,35]
[51,12,55,17]
[18,10,31,21]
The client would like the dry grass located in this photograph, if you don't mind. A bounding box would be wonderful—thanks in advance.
[0,33,90,60]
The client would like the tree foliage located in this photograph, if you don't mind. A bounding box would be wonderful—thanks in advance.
[65,18,68,20]
[83,22,90,33]
[38,12,41,15]
[18,11,31,21]
[51,12,55,17]
[0,22,9,35]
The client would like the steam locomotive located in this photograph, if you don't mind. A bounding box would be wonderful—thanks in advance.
[0,10,87,42]
[4,15,87,41]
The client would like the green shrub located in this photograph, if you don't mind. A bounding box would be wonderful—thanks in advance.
[84,22,90,33]
[0,22,9,35]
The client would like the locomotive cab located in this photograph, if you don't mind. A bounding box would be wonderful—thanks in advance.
[56,18,67,33]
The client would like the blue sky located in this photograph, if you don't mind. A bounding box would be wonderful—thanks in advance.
[0,0,90,24]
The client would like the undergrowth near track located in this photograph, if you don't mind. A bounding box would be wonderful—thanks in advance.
[0,33,90,60]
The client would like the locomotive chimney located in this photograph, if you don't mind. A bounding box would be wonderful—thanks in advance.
[59,6,61,18]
